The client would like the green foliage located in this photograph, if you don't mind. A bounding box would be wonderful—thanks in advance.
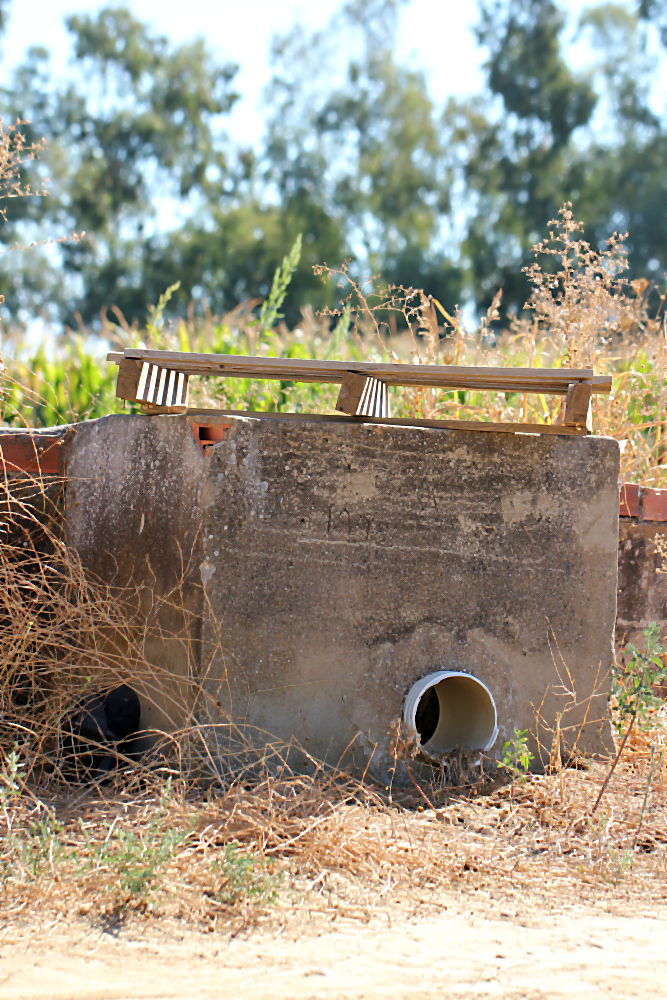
[0,5,239,324]
[613,622,667,735]
[265,5,463,309]
[460,0,597,313]
[24,815,65,879]
[211,844,278,906]
[1,341,125,426]
[500,728,534,780]
[0,747,22,810]
[0,764,189,899]
[640,0,667,46]
[77,778,188,899]
[3,0,667,325]
[90,822,187,898]
[478,0,596,146]
[258,235,302,336]
[0,798,64,884]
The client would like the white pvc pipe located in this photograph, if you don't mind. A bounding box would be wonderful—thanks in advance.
[403,671,498,754]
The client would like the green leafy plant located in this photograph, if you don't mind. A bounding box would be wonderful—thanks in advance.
[257,234,302,337]
[612,622,666,734]
[0,747,22,809]
[0,752,66,884]
[211,844,278,906]
[500,728,534,781]
[1,808,64,883]
[75,783,189,899]
[24,815,65,879]
[89,819,188,898]
[592,622,666,816]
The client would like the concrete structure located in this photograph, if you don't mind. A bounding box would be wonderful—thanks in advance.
[0,412,620,778]
[617,485,667,655]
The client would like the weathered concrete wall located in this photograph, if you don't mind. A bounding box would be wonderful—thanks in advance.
[198,414,619,776]
[1,413,620,775]
[617,519,667,653]
[64,415,206,732]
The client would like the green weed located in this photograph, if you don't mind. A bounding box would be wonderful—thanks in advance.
[613,622,666,734]
[500,728,534,782]
[211,844,278,906]
[90,823,187,898]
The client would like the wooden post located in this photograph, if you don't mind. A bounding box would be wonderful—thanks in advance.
[115,357,143,401]
[564,381,593,432]
[335,372,368,415]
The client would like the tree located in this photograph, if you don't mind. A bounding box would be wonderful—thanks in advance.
[4,0,667,332]
[640,0,667,44]
[1,6,240,323]
[449,0,667,319]
[450,0,597,315]
[262,0,464,310]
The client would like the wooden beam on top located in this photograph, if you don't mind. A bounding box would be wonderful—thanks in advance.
[179,407,590,437]
[107,349,612,396]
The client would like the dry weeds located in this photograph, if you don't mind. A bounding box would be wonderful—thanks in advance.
[2,736,666,933]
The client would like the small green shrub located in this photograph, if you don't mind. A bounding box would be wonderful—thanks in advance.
[500,728,534,781]
[613,622,666,734]
[211,843,278,906]
[90,823,187,898]
[0,747,22,809]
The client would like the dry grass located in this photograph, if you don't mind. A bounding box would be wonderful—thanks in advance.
[85,204,667,486]
[316,206,667,486]
[3,730,667,931]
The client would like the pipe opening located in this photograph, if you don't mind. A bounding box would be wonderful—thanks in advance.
[404,671,498,755]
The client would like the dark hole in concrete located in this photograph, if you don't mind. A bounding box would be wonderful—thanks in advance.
[192,423,231,456]
[61,684,142,783]
[415,686,439,745]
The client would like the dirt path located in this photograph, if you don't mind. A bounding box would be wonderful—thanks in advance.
[2,889,666,1000]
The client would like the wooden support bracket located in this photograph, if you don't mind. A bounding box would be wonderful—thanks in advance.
[116,357,188,411]
[115,357,143,401]
[564,381,593,432]
[335,372,390,418]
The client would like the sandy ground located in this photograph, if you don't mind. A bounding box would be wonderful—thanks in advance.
[1,886,666,1000]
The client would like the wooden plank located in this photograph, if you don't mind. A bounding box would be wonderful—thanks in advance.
[107,349,612,395]
[181,407,589,436]
[139,402,188,415]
